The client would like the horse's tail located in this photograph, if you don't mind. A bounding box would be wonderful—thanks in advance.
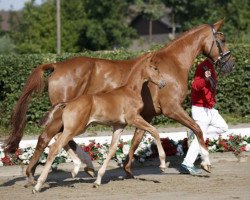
[4,63,55,154]
[38,103,66,128]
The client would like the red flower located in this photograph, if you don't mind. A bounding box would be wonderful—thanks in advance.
[96,143,102,149]
[84,146,91,152]
[118,143,124,149]
[1,155,13,166]
[240,145,246,152]
[15,149,21,157]
[205,138,210,147]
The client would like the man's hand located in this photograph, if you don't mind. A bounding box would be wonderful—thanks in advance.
[204,70,211,80]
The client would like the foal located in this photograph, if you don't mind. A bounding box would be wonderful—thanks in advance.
[33,55,166,192]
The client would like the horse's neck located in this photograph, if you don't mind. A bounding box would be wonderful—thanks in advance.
[160,29,204,71]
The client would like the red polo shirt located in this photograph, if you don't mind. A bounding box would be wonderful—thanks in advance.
[191,59,217,109]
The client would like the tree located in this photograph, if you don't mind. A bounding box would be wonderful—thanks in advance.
[77,0,136,50]
[162,0,250,43]
[135,0,165,42]
[10,0,136,53]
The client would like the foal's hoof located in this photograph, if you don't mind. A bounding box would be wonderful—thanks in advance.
[84,167,95,178]
[160,166,166,173]
[201,164,212,173]
[93,182,100,188]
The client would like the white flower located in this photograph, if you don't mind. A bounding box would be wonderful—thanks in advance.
[0,150,5,159]
[176,144,184,156]
[122,144,130,155]
[245,144,250,152]
[208,145,217,152]
[44,147,50,154]
[146,149,153,157]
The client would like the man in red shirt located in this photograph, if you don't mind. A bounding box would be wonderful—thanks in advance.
[180,58,228,175]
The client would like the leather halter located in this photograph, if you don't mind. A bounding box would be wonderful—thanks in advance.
[207,25,231,68]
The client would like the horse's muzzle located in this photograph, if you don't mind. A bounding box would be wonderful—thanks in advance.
[221,59,235,74]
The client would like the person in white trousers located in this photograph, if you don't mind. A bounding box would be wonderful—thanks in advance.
[180,58,228,175]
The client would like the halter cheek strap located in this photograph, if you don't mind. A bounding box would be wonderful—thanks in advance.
[208,25,231,67]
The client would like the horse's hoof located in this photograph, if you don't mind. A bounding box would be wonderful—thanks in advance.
[24,181,37,188]
[84,167,95,178]
[201,164,212,173]
[32,188,39,194]
[125,174,135,179]
[93,182,100,188]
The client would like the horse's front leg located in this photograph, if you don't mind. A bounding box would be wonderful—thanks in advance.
[123,128,145,178]
[161,104,211,172]
[93,126,124,187]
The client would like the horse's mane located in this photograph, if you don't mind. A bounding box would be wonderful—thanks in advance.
[162,24,209,50]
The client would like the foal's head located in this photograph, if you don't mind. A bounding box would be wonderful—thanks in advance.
[202,19,235,73]
[141,53,166,89]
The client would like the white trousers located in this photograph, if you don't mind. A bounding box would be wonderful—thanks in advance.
[183,105,228,167]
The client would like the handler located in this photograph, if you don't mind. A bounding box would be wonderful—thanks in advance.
[180,58,228,175]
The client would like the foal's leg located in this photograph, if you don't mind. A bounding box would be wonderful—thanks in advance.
[93,126,124,187]
[33,132,73,193]
[129,116,166,172]
[25,121,62,187]
[123,128,145,178]
[161,104,211,170]
[123,116,153,178]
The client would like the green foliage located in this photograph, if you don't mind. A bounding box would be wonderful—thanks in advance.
[0,45,249,132]
[162,0,250,43]
[10,0,136,53]
[0,35,16,54]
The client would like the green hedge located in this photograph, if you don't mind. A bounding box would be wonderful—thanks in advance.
[0,44,249,129]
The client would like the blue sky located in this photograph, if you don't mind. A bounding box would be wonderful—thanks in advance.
[0,0,43,11]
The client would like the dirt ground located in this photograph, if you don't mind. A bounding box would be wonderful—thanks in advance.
[0,153,250,200]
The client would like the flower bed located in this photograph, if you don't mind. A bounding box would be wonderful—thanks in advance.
[1,133,250,167]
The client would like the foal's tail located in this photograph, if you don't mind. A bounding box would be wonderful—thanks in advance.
[4,63,56,154]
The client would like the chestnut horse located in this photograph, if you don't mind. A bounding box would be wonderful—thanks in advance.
[32,55,166,192]
[4,20,234,184]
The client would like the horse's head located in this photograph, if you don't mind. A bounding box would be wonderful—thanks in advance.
[202,19,235,74]
[142,53,166,89]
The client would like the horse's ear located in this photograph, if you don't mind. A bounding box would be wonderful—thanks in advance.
[214,19,225,31]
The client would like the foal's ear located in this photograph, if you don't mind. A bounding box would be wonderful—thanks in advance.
[214,19,225,31]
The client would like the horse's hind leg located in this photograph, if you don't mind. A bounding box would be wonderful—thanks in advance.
[25,120,62,187]
[123,128,145,178]
[33,131,73,193]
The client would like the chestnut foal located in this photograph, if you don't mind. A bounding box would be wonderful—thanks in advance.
[32,55,166,192]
